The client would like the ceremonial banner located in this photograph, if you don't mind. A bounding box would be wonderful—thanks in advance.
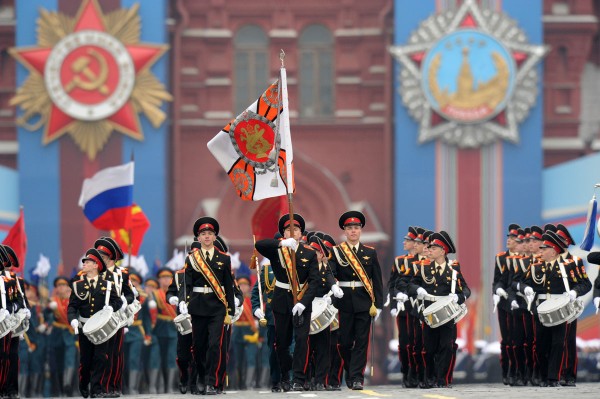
[2,208,27,269]
[109,203,150,256]
[251,196,288,240]
[208,68,294,201]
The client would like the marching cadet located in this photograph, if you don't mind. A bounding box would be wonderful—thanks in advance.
[180,217,235,395]
[166,251,198,395]
[152,267,178,393]
[555,223,591,386]
[46,276,78,397]
[506,229,527,386]
[123,272,149,395]
[492,224,520,385]
[255,214,320,391]
[68,249,122,398]
[19,281,45,398]
[387,226,416,388]
[95,237,133,398]
[0,245,23,399]
[329,211,383,390]
[588,250,600,328]
[250,254,281,392]
[141,277,162,394]
[306,234,343,391]
[410,231,468,388]
[520,231,581,387]
[1,245,30,399]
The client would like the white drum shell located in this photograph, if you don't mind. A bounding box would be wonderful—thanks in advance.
[537,296,576,327]
[454,303,468,324]
[11,310,29,338]
[83,309,121,345]
[566,298,584,324]
[0,311,14,339]
[174,313,192,335]
[231,306,243,323]
[422,297,461,328]
[309,297,338,335]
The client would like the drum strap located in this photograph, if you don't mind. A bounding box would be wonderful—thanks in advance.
[339,242,375,303]
[105,281,112,307]
[451,268,457,294]
[558,263,570,292]
[189,251,228,309]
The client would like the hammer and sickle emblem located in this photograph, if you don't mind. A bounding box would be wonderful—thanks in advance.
[65,48,109,95]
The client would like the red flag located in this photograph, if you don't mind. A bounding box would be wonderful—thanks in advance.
[251,196,288,240]
[109,204,150,256]
[2,207,27,270]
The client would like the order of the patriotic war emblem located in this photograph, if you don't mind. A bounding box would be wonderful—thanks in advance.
[229,111,280,171]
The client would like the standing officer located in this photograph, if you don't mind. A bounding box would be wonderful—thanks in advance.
[181,217,235,395]
[46,276,78,396]
[329,210,383,390]
[68,249,122,398]
[255,214,320,391]
[410,231,468,388]
[520,231,581,387]
[493,224,520,385]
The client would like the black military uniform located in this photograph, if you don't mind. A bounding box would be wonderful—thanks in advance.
[255,213,320,391]
[520,231,581,387]
[555,224,591,386]
[1,245,29,399]
[96,237,133,398]
[408,231,468,388]
[68,249,122,398]
[492,223,520,385]
[183,217,235,395]
[588,250,600,327]
[329,211,383,390]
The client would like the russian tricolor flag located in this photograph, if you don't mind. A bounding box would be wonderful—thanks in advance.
[78,162,134,231]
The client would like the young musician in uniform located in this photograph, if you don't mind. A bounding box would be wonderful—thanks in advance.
[520,231,581,387]
[329,211,383,390]
[68,249,122,398]
[409,231,468,388]
[255,214,320,391]
[506,229,527,386]
[95,237,133,398]
[181,217,235,395]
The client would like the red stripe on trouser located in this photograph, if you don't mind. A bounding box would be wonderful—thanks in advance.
[303,336,311,374]
[115,332,124,389]
[336,344,344,382]
[446,346,456,385]
[214,326,225,385]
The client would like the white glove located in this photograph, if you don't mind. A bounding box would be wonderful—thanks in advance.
[254,308,265,320]
[70,319,79,330]
[132,286,139,297]
[36,324,47,334]
[103,305,113,311]
[568,290,577,302]
[325,296,332,305]
[374,308,382,321]
[449,293,459,304]
[24,309,31,320]
[496,288,508,298]
[492,294,500,306]
[396,292,409,303]
[384,293,390,307]
[331,284,344,299]
[280,238,298,251]
[120,295,128,311]
[292,302,305,316]
[416,287,427,300]
[234,297,241,307]
[179,302,188,315]
[390,307,398,318]
[594,297,600,309]
[510,300,519,310]
[1,309,9,318]
[524,286,534,297]
[48,301,58,310]
[168,296,179,306]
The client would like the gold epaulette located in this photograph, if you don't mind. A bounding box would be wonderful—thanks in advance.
[496,252,506,257]
[363,244,375,249]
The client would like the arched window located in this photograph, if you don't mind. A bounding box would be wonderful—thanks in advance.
[234,25,269,113]
[299,25,334,119]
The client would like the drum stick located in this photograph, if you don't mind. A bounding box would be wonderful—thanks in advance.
[493,303,497,313]
[397,301,404,312]
[74,324,79,335]
[596,306,599,315]
[451,269,457,294]
[105,281,112,308]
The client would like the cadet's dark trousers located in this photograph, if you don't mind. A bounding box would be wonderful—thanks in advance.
[523,311,536,380]
[327,329,343,386]
[191,314,226,387]
[512,309,527,381]
[216,326,231,388]
[410,313,425,382]
[339,310,371,384]
[0,334,12,394]
[535,320,566,383]
[309,326,330,384]
[3,336,19,395]
[422,321,456,386]
[272,309,311,384]
[79,333,110,395]
[105,327,125,392]
[176,331,198,386]
[497,307,512,379]
[267,325,281,385]
[562,320,578,382]
[396,311,411,376]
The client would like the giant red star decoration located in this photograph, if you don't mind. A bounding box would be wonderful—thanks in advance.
[10,0,170,158]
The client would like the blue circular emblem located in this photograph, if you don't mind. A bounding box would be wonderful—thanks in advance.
[421,29,516,124]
